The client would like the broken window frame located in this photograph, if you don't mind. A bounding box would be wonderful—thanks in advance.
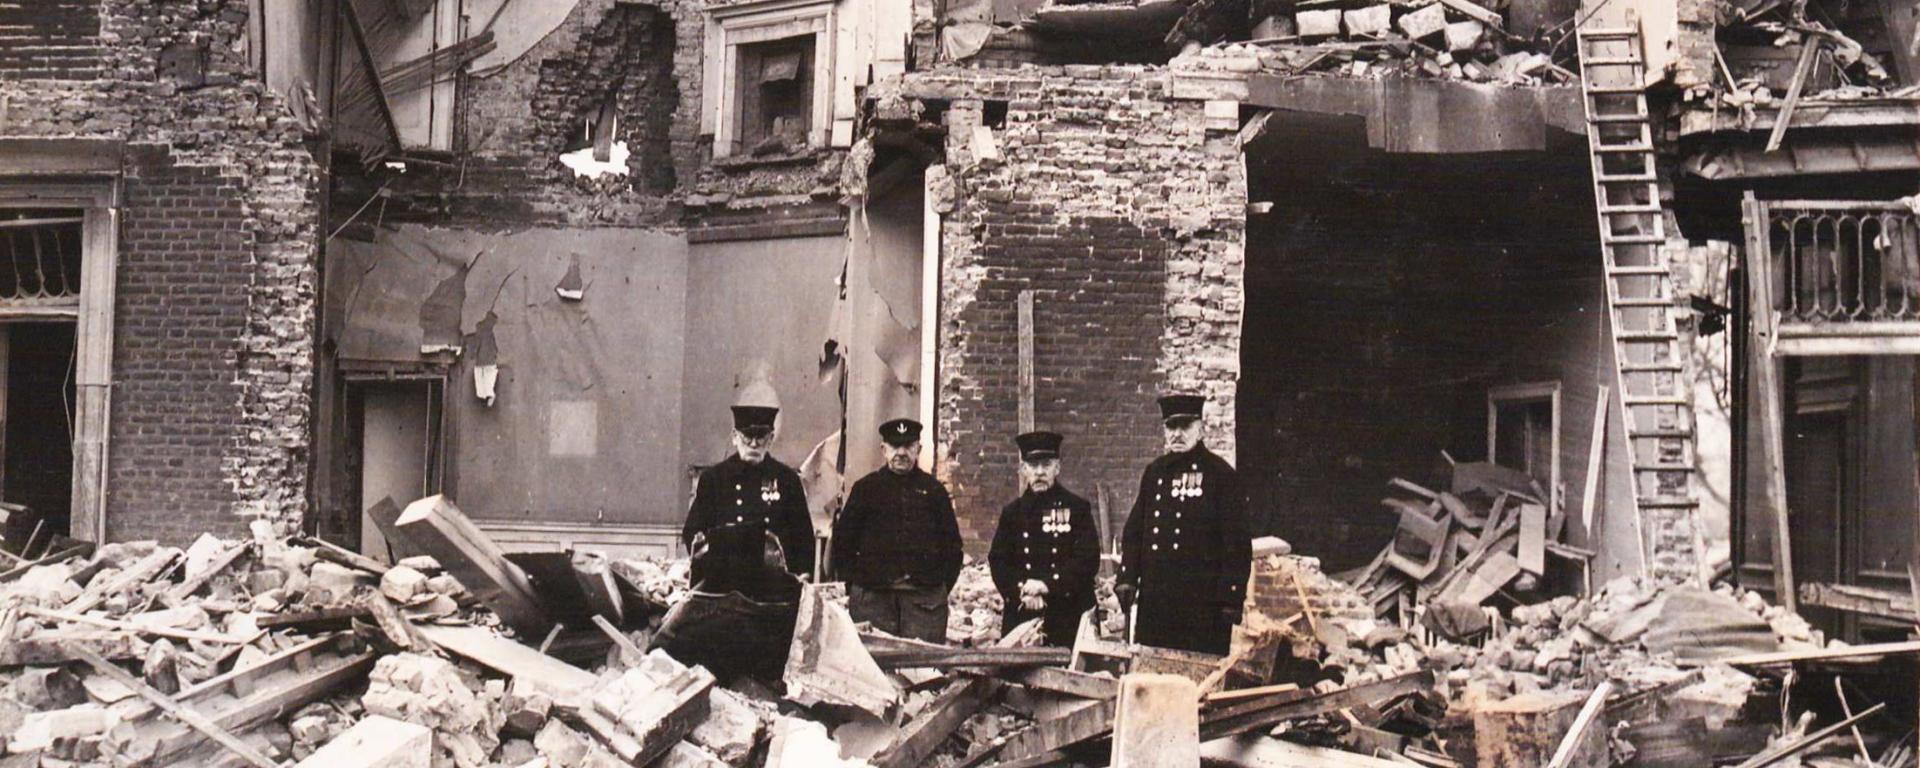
[703,0,838,159]
[0,180,119,545]
[1486,381,1562,516]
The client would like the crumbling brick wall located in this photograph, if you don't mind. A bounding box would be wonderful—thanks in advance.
[883,67,1247,549]
[0,0,106,81]
[0,0,321,544]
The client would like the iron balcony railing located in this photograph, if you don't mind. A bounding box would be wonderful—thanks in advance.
[1763,200,1920,325]
[0,211,84,311]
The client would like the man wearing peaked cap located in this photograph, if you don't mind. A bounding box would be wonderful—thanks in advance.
[682,404,816,590]
[1115,393,1252,654]
[831,418,963,642]
[988,431,1101,646]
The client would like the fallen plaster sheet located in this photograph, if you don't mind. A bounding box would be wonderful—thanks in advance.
[329,225,690,526]
[467,0,584,73]
[560,141,632,179]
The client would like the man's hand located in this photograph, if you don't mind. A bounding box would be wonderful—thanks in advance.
[1020,579,1049,611]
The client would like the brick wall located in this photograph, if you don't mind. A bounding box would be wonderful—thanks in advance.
[0,0,105,81]
[0,0,321,544]
[884,67,1247,549]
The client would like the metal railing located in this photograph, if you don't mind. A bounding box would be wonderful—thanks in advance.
[0,212,84,310]
[1764,200,1920,324]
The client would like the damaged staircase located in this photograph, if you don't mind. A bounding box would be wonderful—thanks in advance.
[1575,19,1707,584]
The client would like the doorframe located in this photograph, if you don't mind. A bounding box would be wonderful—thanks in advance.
[0,180,119,543]
[1487,380,1563,515]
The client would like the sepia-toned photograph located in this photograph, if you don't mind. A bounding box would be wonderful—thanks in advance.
[0,0,1916,764]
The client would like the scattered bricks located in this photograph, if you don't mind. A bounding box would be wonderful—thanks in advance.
[1445,20,1486,51]
[1296,9,1342,36]
[380,566,431,604]
[309,561,374,601]
[504,682,554,738]
[687,687,765,765]
[361,653,504,768]
[1342,5,1392,36]
[1397,3,1449,40]
[142,639,181,695]
[12,667,87,710]
[534,719,592,765]
[247,568,288,595]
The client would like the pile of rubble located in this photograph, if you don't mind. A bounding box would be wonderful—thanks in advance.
[0,491,1914,768]
[1173,0,1575,84]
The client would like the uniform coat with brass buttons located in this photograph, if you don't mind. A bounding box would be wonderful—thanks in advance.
[830,466,963,590]
[1118,443,1252,654]
[683,454,816,579]
[988,484,1100,646]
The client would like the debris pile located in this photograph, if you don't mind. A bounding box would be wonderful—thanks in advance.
[0,491,1913,768]
[1173,0,1577,84]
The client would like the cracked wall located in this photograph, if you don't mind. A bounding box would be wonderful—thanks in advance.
[0,0,322,543]
[888,66,1247,549]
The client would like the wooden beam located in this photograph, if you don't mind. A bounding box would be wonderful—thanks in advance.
[18,606,246,645]
[1879,0,1918,85]
[592,615,644,665]
[874,677,999,768]
[1200,671,1434,742]
[414,623,598,710]
[1545,682,1613,768]
[67,549,179,614]
[150,645,376,765]
[1765,40,1820,153]
[298,535,390,575]
[166,541,252,602]
[975,698,1118,767]
[72,645,282,768]
[1744,193,1798,612]
[1717,640,1920,667]
[1732,703,1886,768]
[993,666,1120,700]
[869,646,1072,669]
[1579,385,1607,595]
[394,495,552,636]
[340,0,405,154]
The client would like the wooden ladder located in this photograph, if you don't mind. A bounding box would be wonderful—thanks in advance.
[1576,20,1704,583]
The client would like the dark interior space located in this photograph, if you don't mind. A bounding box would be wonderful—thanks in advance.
[4,321,77,540]
[1239,113,1611,573]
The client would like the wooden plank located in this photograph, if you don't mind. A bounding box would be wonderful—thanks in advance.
[362,594,417,650]
[1017,289,1035,434]
[573,552,624,623]
[1882,0,1919,85]
[1204,682,1299,704]
[1797,581,1917,622]
[1618,718,1773,768]
[983,698,1118,767]
[994,666,1119,700]
[413,623,597,709]
[177,634,348,702]
[1744,194,1797,612]
[591,615,644,664]
[0,544,87,582]
[394,495,552,636]
[870,646,1072,670]
[67,549,179,614]
[1731,703,1886,768]
[257,605,372,630]
[19,606,245,645]
[1451,551,1522,607]
[1200,671,1434,742]
[150,647,376,765]
[298,535,390,575]
[72,645,282,768]
[1580,386,1609,540]
[1518,503,1547,576]
[1764,40,1820,153]
[166,541,252,602]
[0,631,143,665]
[1435,0,1501,29]
[1717,640,1920,667]
[1200,734,1408,767]
[874,678,999,768]
[1546,682,1613,768]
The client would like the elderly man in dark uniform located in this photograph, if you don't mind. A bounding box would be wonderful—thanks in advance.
[682,404,816,585]
[988,431,1101,646]
[1116,394,1252,655]
[830,418,963,642]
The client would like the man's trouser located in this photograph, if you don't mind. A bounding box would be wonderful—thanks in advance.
[848,584,949,643]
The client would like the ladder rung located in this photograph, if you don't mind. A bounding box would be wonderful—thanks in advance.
[1635,462,1696,473]
[1603,232,1665,244]
[1609,265,1670,275]
[1637,496,1699,509]
[1579,27,1640,39]
[1584,56,1644,66]
[1587,85,1644,95]
[1613,298,1674,308]
[1601,204,1662,215]
[1622,395,1690,406]
[1620,363,1684,372]
[1588,113,1649,125]
[1594,143,1655,154]
[1617,330,1678,340]
[1629,429,1693,439]
[1596,172,1656,182]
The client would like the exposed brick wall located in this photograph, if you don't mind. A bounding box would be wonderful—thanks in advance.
[882,67,1247,550]
[0,0,105,81]
[0,0,321,544]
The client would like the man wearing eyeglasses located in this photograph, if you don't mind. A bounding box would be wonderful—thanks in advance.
[682,404,816,584]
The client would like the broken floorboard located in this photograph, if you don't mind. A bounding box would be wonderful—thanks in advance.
[143,634,377,765]
[873,677,999,768]
[1200,670,1437,742]
[987,666,1119,699]
[71,645,283,768]
[414,622,597,711]
[869,646,1072,670]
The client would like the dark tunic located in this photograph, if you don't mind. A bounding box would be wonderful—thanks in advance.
[1118,443,1252,655]
[830,467,963,590]
[987,484,1101,646]
[683,454,815,579]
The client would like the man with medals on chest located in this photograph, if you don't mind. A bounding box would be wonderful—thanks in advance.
[830,418,964,642]
[1116,393,1252,655]
[988,431,1101,646]
[681,402,816,587]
